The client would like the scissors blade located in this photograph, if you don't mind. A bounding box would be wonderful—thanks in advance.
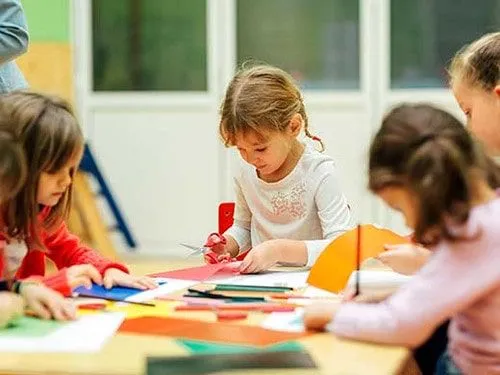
[180,243,207,256]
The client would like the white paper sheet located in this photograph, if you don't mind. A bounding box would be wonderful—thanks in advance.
[0,312,125,353]
[345,270,412,294]
[261,310,306,333]
[218,270,309,289]
[126,278,199,302]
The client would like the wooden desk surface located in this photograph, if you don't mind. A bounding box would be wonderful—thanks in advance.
[0,257,413,375]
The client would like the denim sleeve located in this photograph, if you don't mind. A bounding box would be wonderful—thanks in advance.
[0,0,28,64]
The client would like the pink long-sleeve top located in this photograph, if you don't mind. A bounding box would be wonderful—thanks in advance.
[332,196,500,374]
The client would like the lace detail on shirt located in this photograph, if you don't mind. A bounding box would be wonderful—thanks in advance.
[270,181,307,218]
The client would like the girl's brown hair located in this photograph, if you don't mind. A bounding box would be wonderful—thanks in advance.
[0,131,26,202]
[0,92,84,246]
[219,65,324,151]
[449,32,500,90]
[369,103,500,246]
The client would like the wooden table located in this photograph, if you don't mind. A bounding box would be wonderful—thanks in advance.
[0,257,416,375]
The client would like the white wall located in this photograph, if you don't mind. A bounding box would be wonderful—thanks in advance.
[74,0,464,255]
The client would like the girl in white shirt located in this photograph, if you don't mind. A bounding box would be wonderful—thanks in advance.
[206,65,353,273]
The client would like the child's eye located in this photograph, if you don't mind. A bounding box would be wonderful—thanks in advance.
[255,147,267,152]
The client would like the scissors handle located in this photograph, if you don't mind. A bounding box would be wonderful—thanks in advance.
[204,232,227,248]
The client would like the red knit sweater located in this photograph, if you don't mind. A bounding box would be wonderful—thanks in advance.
[0,213,128,296]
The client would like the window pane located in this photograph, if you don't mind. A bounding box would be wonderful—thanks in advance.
[92,0,207,91]
[391,0,500,89]
[237,0,359,90]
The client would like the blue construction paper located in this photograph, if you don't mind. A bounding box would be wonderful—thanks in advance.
[74,281,166,300]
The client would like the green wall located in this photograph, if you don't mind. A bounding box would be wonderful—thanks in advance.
[21,0,70,42]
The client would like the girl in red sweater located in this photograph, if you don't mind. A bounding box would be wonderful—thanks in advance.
[0,129,77,322]
[0,91,156,298]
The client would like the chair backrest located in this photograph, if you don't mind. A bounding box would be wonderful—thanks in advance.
[218,202,235,234]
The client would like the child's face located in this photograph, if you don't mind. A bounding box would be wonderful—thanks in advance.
[377,186,418,229]
[234,129,295,180]
[235,132,292,177]
[37,151,82,207]
[453,79,500,155]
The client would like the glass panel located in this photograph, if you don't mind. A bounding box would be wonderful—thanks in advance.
[92,0,207,91]
[237,0,360,90]
[391,0,500,89]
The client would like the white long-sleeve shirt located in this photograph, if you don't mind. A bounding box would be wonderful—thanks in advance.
[224,143,353,267]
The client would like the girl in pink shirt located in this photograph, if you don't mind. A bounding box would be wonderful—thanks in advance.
[305,103,500,375]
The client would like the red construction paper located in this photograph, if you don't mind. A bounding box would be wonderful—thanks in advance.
[149,263,240,281]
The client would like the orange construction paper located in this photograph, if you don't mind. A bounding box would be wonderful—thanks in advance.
[307,224,408,293]
[119,316,309,347]
[148,263,239,281]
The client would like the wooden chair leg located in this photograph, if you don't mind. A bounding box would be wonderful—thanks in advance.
[70,172,118,260]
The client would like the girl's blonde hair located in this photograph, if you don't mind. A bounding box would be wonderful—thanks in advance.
[0,92,83,247]
[219,65,324,151]
[449,32,500,90]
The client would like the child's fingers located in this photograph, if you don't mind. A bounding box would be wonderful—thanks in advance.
[209,244,225,254]
[71,276,92,289]
[341,290,355,302]
[138,277,158,289]
[62,301,77,320]
[81,265,103,285]
[103,275,114,290]
[29,300,51,320]
[238,258,252,273]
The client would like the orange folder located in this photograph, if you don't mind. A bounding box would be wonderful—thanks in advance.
[307,224,409,293]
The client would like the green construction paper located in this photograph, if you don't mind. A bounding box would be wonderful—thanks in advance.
[177,339,304,354]
[0,316,64,337]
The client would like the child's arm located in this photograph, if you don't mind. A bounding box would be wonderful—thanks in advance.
[0,0,29,64]
[377,244,431,275]
[317,241,500,348]
[44,221,156,290]
[44,220,129,275]
[304,168,353,266]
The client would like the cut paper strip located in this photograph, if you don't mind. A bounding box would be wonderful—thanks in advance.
[149,262,240,282]
[178,339,304,355]
[146,351,318,375]
[307,224,408,293]
[108,300,174,319]
[119,316,309,347]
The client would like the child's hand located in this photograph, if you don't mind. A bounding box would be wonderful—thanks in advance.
[204,233,226,254]
[342,290,392,303]
[103,268,158,290]
[67,264,103,289]
[378,244,431,275]
[304,301,339,331]
[20,283,76,321]
[239,240,280,274]
[0,292,23,328]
